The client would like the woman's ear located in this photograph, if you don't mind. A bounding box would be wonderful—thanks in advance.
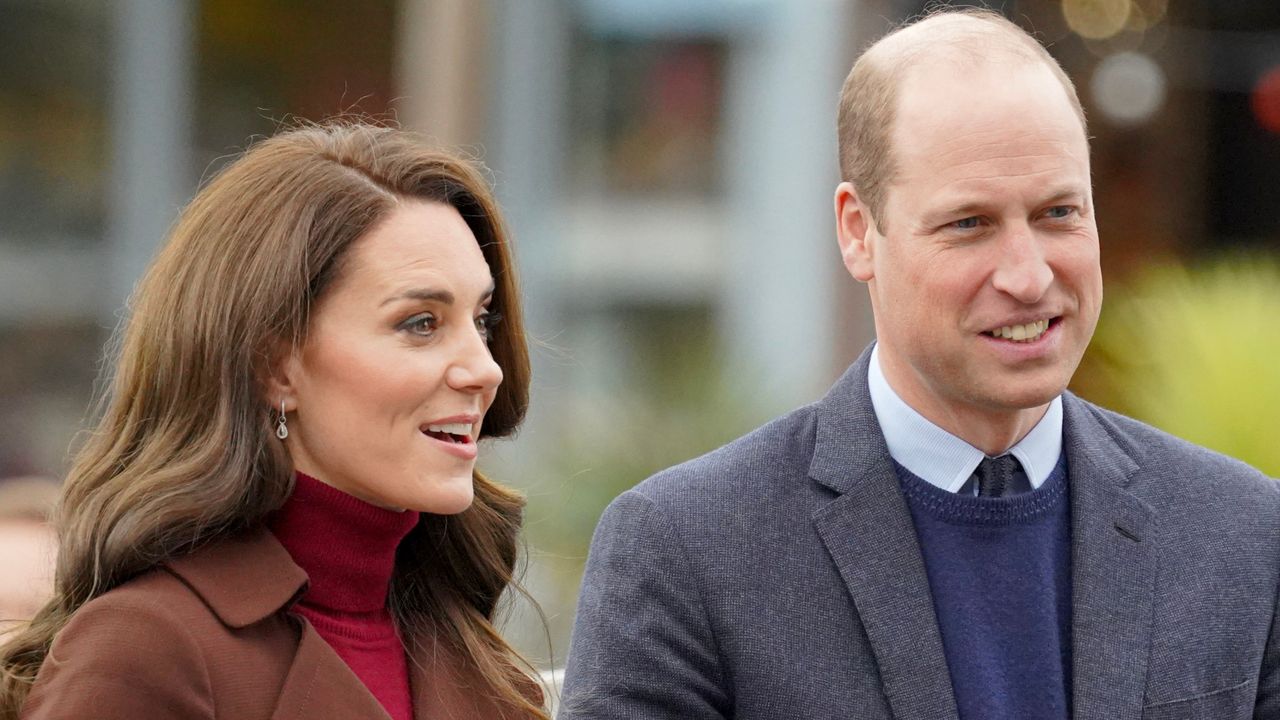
[834,182,878,283]
[262,339,301,412]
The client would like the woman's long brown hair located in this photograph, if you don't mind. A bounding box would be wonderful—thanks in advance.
[0,122,545,719]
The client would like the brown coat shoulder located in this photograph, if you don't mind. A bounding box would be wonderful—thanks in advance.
[21,529,531,719]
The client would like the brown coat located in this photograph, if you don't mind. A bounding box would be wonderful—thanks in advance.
[21,528,530,719]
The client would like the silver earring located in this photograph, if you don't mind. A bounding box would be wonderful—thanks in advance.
[276,400,289,440]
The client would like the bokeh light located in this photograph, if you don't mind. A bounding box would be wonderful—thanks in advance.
[1063,0,1133,41]
[1091,51,1167,126]
[1124,0,1169,32]
[1251,66,1280,135]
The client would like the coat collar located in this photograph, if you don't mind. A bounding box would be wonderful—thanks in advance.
[165,527,538,720]
[165,526,308,629]
[809,345,1159,720]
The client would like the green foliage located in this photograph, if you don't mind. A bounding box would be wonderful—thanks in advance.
[1082,255,1280,476]
[525,314,769,558]
[507,312,771,662]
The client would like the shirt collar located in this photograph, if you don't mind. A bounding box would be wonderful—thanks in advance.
[867,343,1063,493]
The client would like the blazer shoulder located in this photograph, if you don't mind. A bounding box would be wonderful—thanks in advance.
[629,402,821,507]
[1072,395,1279,502]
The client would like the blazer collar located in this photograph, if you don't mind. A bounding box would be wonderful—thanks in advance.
[809,345,1159,720]
[808,345,890,496]
[165,527,308,629]
[809,345,961,720]
[1061,392,1158,720]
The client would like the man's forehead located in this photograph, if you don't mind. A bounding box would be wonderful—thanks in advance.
[866,13,1037,68]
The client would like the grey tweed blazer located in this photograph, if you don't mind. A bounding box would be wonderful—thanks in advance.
[560,346,1280,720]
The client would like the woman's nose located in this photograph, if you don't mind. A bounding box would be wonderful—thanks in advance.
[446,330,504,393]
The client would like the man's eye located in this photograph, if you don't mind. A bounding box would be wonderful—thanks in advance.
[476,311,503,341]
[399,312,438,336]
[1045,206,1075,219]
[951,217,980,230]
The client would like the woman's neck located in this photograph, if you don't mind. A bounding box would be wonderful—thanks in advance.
[268,472,420,613]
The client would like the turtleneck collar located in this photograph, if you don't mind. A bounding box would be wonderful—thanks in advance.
[268,472,420,614]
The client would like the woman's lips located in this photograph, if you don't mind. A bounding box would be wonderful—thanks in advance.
[421,428,478,460]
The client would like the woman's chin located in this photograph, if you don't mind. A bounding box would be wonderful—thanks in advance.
[401,473,475,515]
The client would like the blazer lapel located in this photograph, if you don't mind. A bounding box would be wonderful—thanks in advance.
[810,349,960,720]
[272,619,393,720]
[1062,394,1157,720]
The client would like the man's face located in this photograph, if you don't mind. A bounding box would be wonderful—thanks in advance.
[846,59,1102,430]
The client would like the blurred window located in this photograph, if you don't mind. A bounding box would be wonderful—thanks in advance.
[567,34,728,198]
[0,2,109,243]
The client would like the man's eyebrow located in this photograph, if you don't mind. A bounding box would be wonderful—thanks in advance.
[379,281,496,308]
[1039,187,1088,205]
[922,187,1089,224]
[921,201,989,225]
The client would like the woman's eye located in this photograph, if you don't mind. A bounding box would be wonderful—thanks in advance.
[476,311,503,341]
[399,312,438,337]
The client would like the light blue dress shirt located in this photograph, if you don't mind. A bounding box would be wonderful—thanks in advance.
[866,344,1063,495]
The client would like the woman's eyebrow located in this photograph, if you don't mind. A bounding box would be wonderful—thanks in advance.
[380,281,496,308]
[380,288,454,307]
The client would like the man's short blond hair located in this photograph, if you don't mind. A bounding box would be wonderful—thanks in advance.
[836,7,1087,227]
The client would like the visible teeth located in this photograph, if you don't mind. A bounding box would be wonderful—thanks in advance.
[989,319,1050,342]
[426,422,471,436]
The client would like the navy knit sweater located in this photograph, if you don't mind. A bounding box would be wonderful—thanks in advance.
[895,456,1072,720]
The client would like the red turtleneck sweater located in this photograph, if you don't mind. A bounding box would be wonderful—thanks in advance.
[269,472,420,720]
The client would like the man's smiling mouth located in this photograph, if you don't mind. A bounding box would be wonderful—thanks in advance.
[984,318,1057,343]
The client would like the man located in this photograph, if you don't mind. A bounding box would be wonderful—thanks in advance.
[560,8,1280,720]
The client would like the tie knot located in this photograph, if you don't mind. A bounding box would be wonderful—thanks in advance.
[974,454,1025,497]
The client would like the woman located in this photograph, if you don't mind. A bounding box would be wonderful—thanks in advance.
[0,122,546,719]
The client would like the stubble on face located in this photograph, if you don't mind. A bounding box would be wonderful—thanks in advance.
[866,57,1102,452]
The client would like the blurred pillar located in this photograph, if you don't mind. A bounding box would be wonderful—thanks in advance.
[106,0,194,325]
[396,0,491,148]
[722,0,852,404]
[487,0,569,344]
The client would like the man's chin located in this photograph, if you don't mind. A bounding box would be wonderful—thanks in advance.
[981,379,1068,413]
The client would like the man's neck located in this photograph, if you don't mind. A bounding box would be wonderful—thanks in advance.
[941,405,1050,456]
[878,357,1051,456]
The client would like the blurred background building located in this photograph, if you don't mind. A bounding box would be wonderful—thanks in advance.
[2,0,1278,667]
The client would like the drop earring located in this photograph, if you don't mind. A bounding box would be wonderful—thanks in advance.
[276,400,289,440]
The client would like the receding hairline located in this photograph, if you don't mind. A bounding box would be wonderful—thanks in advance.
[867,11,1083,123]
[836,9,1087,228]
[867,12,1049,70]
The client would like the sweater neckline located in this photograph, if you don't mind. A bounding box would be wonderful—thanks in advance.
[269,472,420,613]
[896,455,1069,527]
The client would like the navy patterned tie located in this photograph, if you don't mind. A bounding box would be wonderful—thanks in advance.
[974,454,1024,497]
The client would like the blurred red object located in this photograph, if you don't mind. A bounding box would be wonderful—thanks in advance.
[1252,65,1280,135]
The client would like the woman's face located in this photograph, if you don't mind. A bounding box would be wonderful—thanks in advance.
[276,200,503,513]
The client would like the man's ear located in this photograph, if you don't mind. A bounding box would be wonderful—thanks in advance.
[834,181,877,283]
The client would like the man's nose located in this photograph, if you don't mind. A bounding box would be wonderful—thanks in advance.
[446,330,504,393]
[991,226,1053,303]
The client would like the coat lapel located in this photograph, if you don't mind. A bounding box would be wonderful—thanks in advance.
[408,631,534,720]
[271,619,394,720]
[810,350,960,720]
[1062,394,1157,720]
